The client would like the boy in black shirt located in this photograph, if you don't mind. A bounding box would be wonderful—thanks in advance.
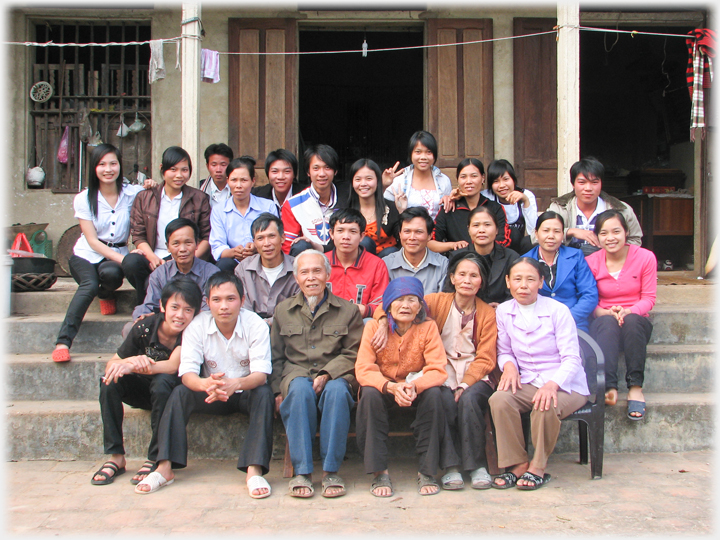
[91,278,202,486]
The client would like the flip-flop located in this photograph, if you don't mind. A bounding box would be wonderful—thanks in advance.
[130,460,156,485]
[134,471,174,494]
[370,473,394,497]
[627,400,646,421]
[90,461,125,485]
[321,474,346,498]
[440,470,464,490]
[288,474,314,498]
[491,471,518,489]
[470,467,492,490]
[417,473,440,496]
[247,475,272,499]
[516,471,551,491]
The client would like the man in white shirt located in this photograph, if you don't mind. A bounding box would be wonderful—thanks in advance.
[135,272,275,499]
[199,143,233,209]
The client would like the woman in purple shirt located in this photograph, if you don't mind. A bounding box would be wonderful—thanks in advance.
[489,257,589,490]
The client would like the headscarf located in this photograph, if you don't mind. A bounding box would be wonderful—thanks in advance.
[382,276,427,333]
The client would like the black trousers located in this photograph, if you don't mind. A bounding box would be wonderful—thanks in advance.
[214,257,239,272]
[99,372,181,460]
[55,255,124,348]
[441,380,495,472]
[121,252,172,306]
[590,313,653,390]
[155,383,274,473]
[355,385,460,476]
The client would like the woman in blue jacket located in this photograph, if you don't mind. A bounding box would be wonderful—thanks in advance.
[522,211,598,332]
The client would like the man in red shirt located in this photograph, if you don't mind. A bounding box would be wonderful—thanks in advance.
[326,208,390,318]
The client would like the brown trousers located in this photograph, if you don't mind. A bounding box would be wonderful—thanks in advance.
[489,384,588,470]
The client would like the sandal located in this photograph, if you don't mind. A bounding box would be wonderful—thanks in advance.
[134,471,174,494]
[370,473,394,498]
[417,473,440,496]
[321,474,346,498]
[90,461,125,485]
[470,467,492,490]
[288,474,314,498]
[52,348,71,363]
[247,475,272,499]
[440,470,464,490]
[491,471,518,489]
[516,471,551,491]
[130,460,156,485]
[627,400,646,421]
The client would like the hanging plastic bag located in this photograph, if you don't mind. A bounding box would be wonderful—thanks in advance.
[79,109,92,143]
[88,131,103,147]
[116,114,129,138]
[128,112,145,133]
[57,126,70,164]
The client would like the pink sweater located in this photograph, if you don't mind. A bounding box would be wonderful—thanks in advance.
[585,244,657,317]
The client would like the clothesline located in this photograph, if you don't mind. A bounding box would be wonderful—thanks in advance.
[2,24,698,54]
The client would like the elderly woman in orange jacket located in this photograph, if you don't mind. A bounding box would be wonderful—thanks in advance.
[355,277,458,498]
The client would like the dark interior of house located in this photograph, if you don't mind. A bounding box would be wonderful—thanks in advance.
[298,29,423,183]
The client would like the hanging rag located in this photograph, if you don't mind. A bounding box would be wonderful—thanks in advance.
[149,39,166,84]
[201,49,220,83]
[686,28,716,140]
[176,40,182,71]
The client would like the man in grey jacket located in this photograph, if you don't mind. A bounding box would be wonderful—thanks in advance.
[383,207,449,293]
[234,213,299,326]
[548,157,642,256]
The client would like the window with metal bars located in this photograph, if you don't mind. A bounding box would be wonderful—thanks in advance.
[30,21,152,192]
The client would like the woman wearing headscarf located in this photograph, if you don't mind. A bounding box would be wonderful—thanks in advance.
[355,277,458,497]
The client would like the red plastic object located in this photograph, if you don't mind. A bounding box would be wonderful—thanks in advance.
[10,233,33,257]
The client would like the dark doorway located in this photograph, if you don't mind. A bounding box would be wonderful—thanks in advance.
[298,29,423,183]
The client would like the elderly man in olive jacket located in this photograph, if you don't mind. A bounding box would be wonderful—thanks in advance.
[271,249,363,499]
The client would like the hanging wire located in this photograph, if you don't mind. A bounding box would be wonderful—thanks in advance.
[603,13,621,53]
[661,37,672,96]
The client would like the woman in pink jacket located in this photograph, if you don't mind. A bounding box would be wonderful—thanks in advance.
[586,209,656,421]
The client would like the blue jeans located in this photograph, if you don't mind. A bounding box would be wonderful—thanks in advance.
[280,377,354,475]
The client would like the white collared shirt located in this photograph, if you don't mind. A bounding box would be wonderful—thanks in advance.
[272,185,293,212]
[73,183,145,263]
[154,189,183,258]
[574,197,606,231]
[204,177,232,209]
[178,310,272,391]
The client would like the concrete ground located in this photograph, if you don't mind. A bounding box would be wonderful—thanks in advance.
[5,450,713,536]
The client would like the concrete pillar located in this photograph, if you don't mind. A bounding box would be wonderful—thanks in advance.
[556,4,580,197]
[181,2,201,186]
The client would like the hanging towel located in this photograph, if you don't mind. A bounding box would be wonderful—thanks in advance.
[176,40,182,71]
[148,39,166,84]
[686,29,716,140]
[201,49,220,83]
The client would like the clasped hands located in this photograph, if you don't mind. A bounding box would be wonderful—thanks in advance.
[387,380,417,407]
[203,372,242,403]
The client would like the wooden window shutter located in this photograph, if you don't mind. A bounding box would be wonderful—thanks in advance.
[427,18,494,169]
[513,18,558,213]
[228,18,298,161]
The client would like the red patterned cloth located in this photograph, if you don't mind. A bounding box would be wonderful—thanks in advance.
[686,29,716,139]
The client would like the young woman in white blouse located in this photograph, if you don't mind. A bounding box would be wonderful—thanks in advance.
[52,144,153,363]
[383,130,452,221]
[481,159,538,254]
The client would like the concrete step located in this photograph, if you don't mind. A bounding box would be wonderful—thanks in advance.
[6,304,713,355]
[5,393,713,461]
[648,306,715,344]
[6,313,128,354]
[6,344,714,401]
[11,278,137,316]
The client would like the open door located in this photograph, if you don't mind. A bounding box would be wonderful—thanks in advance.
[513,18,558,213]
[228,18,298,166]
[427,18,494,170]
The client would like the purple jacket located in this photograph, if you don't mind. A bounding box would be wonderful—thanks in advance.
[495,295,589,396]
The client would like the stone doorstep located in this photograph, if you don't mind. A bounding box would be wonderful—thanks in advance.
[6,393,714,462]
[6,343,716,401]
[5,307,714,356]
